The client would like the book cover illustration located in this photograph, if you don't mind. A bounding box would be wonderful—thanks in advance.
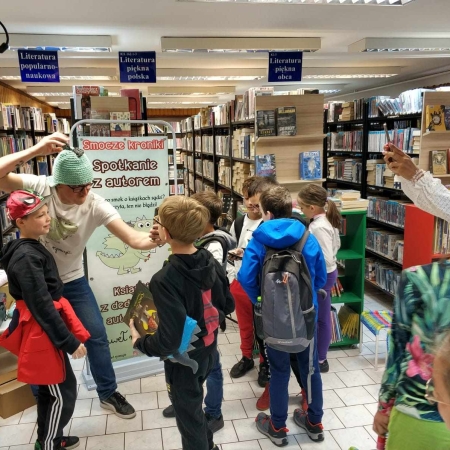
[90,110,110,137]
[426,105,446,132]
[123,281,159,337]
[430,150,448,175]
[110,112,131,137]
[276,106,297,136]
[255,154,276,178]
[300,151,321,180]
[256,110,276,137]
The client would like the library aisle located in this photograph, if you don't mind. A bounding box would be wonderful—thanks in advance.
[0,284,390,450]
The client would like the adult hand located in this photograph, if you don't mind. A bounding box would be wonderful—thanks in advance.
[383,143,418,181]
[373,410,390,436]
[150,223,166,246]
[34,133,69,157]
[129,319,141,346]
[228,248,244,261]
[72,343,87,359]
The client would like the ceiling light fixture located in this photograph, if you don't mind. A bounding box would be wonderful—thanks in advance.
[8,34,112,52]
[161,37,321,53]
[156,68,266,81]
[147,86,235,95]
[178,0,415,5]
[349,37,450,52]
[26,86,121,96]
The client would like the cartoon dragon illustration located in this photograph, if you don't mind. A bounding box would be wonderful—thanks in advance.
[48,216,78,241]
[96,216,152,275]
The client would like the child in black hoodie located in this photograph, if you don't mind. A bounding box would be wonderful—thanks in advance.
[130,196,234,450]
[0,190,90,450]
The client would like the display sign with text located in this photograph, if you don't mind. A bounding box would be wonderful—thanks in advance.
[268,51,303,82]
[80,136,169,362]
[18,50,59,83]
[119,51,156,83]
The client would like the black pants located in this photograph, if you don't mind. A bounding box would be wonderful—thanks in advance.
[37,353,77,450]
[165,343,216,450]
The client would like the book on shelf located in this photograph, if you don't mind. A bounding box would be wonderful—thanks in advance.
[72,86,107,120]
[367,197,407,228]
[339,102,354,121]
[110,112,131,137]
[426,105,447,132]
[338,305,359,339]
[429,150,448,175]
[299,151,321,180]
[365,257,401,295]
[90,110,110,137]
[255,154,276,178]
[256,110,276,137]
[331,307,343,344]
[276,106,296,136]
[334,189,361,201]
[36,157,49,176]
[120,89,141,120]
[123,281,158,337]
[339,218,347,236]
[331,278,344,298]
[366,228,404,260]
[433,217,450,255]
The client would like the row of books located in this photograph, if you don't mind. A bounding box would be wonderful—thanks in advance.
[368,128,420,153]
[365,257,402,295]
[433,217,450,256]
[168,152,182,166]
[232,128,255,160]
[203,160,214,180]
[367,89,428,118]
[367,197,407,228]
[256,107,297,137]
[169,184,185,195]
[327,130,363,152]
[216,135,230,157]
[0,203,11,232]
[45,114,71,134]
[366,228,404,261]
[0,105,47,131]
[331,307,343,344]
[233,161,253,194]
[327,157,362,184]
[366,160,402,190]
[167,138,183,149]
[338,305,359,339]
[326,99,365,122]
[194,159,203,175]
[331,278,344,298]
[218,159,232,188]
[182,136,194,152]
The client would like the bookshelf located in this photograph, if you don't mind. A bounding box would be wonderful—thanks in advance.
[331,210,366,348]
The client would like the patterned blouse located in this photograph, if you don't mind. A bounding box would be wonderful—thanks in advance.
[379,261,450,421]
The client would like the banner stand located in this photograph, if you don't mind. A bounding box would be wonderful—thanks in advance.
[69,120,177,390]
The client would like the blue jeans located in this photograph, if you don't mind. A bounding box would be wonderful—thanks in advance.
[204,349,223,419]
[63,277,117,400]
[267,335,323,429]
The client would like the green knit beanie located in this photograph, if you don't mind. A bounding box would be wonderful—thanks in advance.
[48,148,94,187]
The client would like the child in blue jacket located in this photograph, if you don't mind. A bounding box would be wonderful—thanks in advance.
[238,186,327,447]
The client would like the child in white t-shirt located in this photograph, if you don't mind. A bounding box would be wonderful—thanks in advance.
[297,185,341,373]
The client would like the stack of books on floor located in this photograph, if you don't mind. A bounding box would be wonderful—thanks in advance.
[331,307,343,344]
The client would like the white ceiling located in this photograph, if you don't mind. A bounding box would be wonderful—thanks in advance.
[1,0,450,107]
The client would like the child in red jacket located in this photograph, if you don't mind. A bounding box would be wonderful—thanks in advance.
[0,190,90,450]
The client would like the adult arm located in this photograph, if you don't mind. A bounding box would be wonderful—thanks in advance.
[106,218,159,251]
[11,255,80,354]
[384,143,450,222]
[0,133,68,193]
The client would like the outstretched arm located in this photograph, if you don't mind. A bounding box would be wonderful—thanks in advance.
[106,218,159,251]
[0,133,68,193]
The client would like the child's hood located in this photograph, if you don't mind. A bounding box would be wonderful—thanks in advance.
[252,218,306,249]
[0,239,44,271]
[168,248,218,291]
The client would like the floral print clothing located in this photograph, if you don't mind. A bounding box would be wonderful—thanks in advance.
[379,261,450,422]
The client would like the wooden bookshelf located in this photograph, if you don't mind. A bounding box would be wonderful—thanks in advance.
[254,94,325,197]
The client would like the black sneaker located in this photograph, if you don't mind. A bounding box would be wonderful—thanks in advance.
[100,391,136,419]
[319,360,329,373]
[60,436,80,449]
[255,412,288,447]
[163,404,175,418]
[205,413,224,434]
[293,409,324,442]
[230,356,254,378]
[258,363,270,387]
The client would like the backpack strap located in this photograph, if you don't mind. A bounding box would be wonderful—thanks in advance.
[195,235,228,264]
[234,214,245,244]
[293,229,310,254]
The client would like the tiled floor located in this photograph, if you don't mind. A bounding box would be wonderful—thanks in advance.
[0,285,393,450]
